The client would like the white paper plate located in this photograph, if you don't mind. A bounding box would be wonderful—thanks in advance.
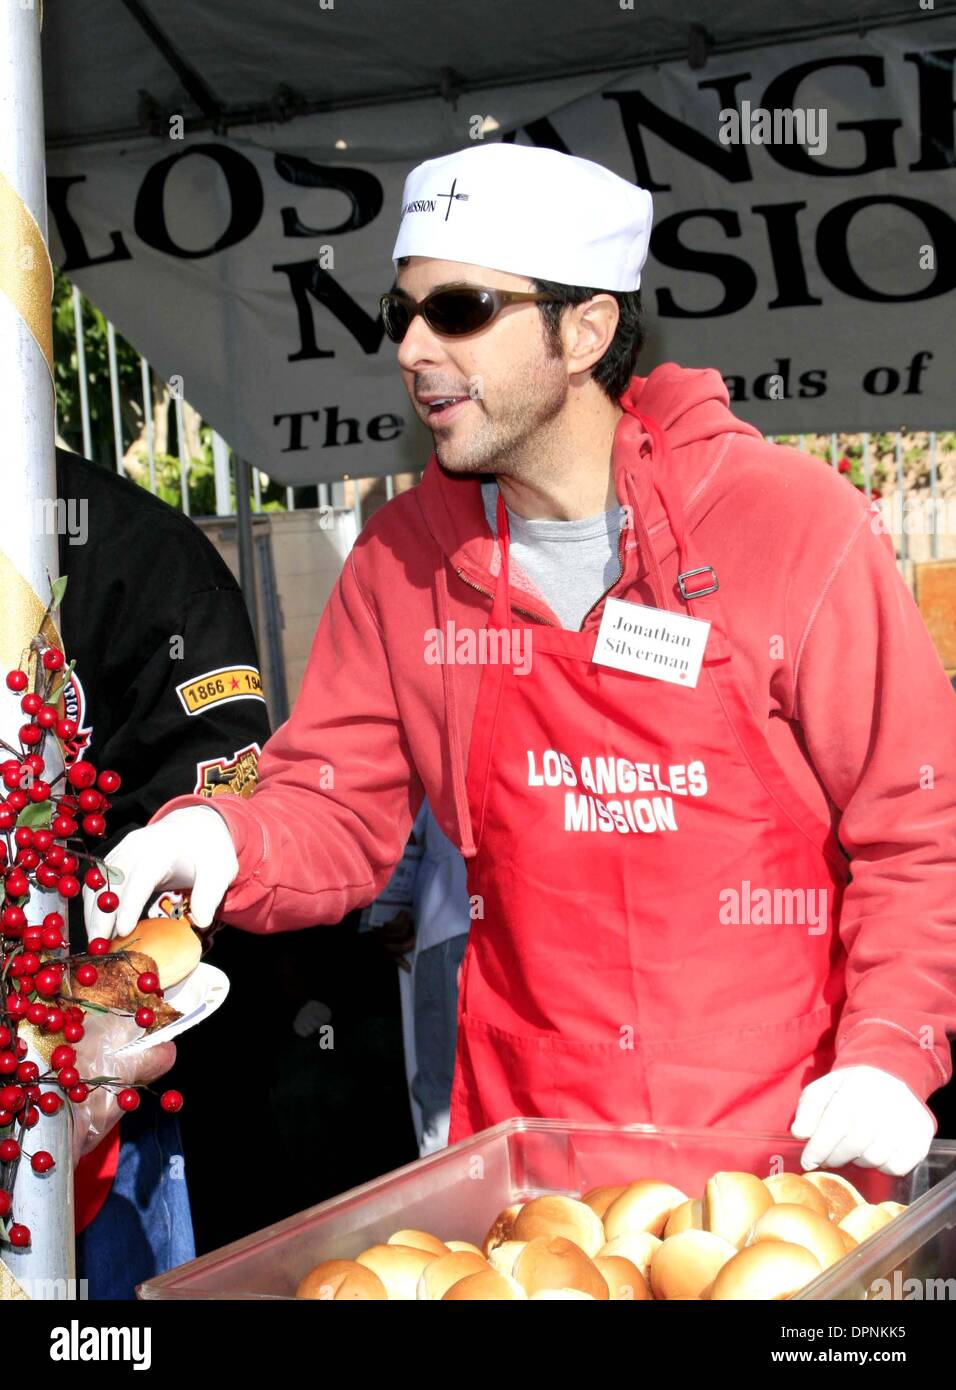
[113,963,230,1057]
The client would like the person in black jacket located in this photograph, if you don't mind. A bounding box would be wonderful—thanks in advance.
[53,448,272,1298]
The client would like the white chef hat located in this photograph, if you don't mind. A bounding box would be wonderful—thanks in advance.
[391,143,653,291]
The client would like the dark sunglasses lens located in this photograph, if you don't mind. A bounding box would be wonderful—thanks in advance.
[425,288,495,336]
[381,295,411,342]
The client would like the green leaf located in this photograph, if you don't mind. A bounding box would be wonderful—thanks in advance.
[15,801,53,829]
[47,660,77,704]
[49,575,68,610]
[92,858,125,885]
[71,998,109,1014]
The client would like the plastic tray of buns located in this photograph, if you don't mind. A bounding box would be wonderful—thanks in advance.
[137,1118,956,1300]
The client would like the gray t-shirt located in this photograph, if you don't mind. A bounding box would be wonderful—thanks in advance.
[480,479,622,631]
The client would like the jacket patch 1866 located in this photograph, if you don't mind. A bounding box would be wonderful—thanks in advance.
[193,743,262,798]
[175,665,265,716]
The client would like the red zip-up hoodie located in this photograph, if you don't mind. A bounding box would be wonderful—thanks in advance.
[149,366,956,1111]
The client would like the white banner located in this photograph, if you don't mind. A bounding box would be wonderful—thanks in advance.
[47,23,956,485]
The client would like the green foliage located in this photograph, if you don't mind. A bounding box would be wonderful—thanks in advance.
[54,273,289,516]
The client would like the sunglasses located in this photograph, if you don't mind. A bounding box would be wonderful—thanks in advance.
[380,284,562,343]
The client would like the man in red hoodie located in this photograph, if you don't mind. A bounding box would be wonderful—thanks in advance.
[89,143,955,1178]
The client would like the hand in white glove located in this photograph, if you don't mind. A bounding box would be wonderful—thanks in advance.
[292,1000,333,1039]
[83,805,239,942]
[791,1065,935,1176]
[70,1005,177,1164]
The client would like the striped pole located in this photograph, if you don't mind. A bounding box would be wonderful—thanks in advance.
[0,0,73,1298]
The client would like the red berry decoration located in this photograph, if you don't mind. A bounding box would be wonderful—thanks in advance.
[78,789,101,812]
[5,670,28,691]
[66,760,96,790]
[97,769,121,793]
[8,1224,30,1247]
[43,1007,65,1033]
[87,936,110,956]
[34,968,61,998]
[50,1046,75,1070]
[19,692,41,715]
[51,816,77,839]
[0,1139,20,1161]
[66,1082,89,1103]
[15,1062,39,1084]
[57,1067,79,1089]
[31,1151,54,1174]
[41,649,64,671]
[55,716,77,739]
[19,724,42,747]
[27,780,51,804]
[40,926,63,950]
[96,891,119,914]
[26,1003,48,1026]
[117,1089,140,1113]
[57,876,80,899]
[1,906,25,931]
[63,1022,85,1043]
[136,971,160,995]
[5,870,28,898]
[81,814,106,837]
[0,1190,11,1217]
[160,1090,184,1114]
[0,1052,16,1075]
[75,964,98,987]
[135,1007,155,1029]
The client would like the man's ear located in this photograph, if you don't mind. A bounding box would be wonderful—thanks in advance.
[565,294,619,376]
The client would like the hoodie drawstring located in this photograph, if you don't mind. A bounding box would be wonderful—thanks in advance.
[436,554,478,859]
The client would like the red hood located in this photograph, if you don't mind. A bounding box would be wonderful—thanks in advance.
[417,362,764,591]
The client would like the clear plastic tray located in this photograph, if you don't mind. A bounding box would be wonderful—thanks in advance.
[137,1118,956,1299]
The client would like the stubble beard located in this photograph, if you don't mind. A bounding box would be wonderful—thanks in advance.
[434,358,569,481]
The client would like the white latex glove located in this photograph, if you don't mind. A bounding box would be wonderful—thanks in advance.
[292,999,333,1038]
[82,805,239,942]
[791,1065,936,1176]
[70,1006,177,1164]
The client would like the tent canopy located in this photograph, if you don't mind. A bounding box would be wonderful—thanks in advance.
[44,0,928,148]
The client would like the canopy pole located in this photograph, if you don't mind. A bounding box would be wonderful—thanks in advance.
[235,458,260,643]
[0,0,74,1299]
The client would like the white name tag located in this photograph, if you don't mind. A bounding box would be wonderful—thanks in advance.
[592,596,710,688]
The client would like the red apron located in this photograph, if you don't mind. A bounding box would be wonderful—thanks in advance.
[448,410,849,1143]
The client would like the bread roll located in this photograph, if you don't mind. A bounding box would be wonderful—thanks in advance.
[710,1241,822,1300]
[603,1181,688,1240]
[763,1173,829,1217]
[802,1170,865,1223]
[296,1259,387,1300]
[442,1269,526,1300]
[355,1244,435,1300]
[649,1230,737,1300]
[386,1229,449,1257]
[750,1203,846,1270]
[481,1204,523,1257]
[663,1197,704,1238]
[593,1255,652,1301]
[598,1232,662,1283]
[878,1201,907,1220]
[446,1240,484,1256]
[513,1236,610,1299]
[512,1195,605,1257]
[528,1288,596,1299]
[838,1227,858,1254]
[417,1250,488,1300]
[581,1185,626,1219]
[704,1172,774,1248]
[488,1240,527,1276]
[837,1203,893,1244]
[110,915,201,988]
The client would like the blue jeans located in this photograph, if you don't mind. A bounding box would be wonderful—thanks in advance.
[410,933,469,1152]
[75,1096,195,1300]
